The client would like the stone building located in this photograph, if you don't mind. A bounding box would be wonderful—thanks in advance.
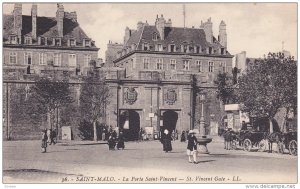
[3,3,99,140]
[3,3,99,77]
[105,15,233,140]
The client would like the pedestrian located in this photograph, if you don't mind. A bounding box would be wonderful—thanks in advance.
[102,126,106,141]
[46,129,51,143]
[41,129,48,153]
[187,130,198,164]
[50,129,56,145]
[107,130,117,150]
[180,131,186,142]
[241,121,247,131]
[162,129,172,153]
[117,131,125,150]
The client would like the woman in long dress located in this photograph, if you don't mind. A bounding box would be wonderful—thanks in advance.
[162,129,172,152]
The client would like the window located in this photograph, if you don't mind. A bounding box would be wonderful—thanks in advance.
[24,37,32,44]
[24,52,32,65]
[55,38,61,46]
[84,54,92,65]
[170,59,176,70]
[152,33,158,41]
[221,48,225,55]
[182,45,189,53]
[143,58,150,69]
[10,35,17,44]
[9,52,17,64]
[156,58,163,70]
[183,60,189,70]
[39,53,47,65]
[156,44,163,51]
[169,44,176,52]
[70,39,76,47]
[53,53,61,66]
[195,46,201,53]
[196,60,202,72]
[69,54,77,67]
[209,47,213,54]
[40,37,46,45]
[209,61,214,72]
[84,39,91,47]
[143,43,150,51]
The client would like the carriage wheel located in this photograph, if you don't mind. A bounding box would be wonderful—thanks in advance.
[243,139,252,152]
[258,139,267,152]
[289,140,297,156]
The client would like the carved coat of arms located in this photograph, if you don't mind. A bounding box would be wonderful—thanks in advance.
[124,87,138,105]
[164,89,177,105]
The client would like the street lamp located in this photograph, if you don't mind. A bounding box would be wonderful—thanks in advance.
[194,92,212,154]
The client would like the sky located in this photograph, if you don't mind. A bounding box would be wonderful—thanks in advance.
[2,2,297,60]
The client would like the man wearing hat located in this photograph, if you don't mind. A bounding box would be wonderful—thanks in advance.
[187,130,198,163]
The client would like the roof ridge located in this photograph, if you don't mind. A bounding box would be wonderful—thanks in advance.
[136,25,146,49]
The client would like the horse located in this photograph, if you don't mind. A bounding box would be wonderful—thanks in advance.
[266,132,283,153]
[223,130,237,150]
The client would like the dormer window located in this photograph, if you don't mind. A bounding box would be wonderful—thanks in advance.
[156,44,163,52]
[195,46,201,53]
[169,44,176,52]
[152,33,158,41]
[24,37,32,45]
[83,39,91,47]
[39,37,47,45]
[221,48,225,55]
[69,39,76,47]
[143,43,150,51]
[182,45,189,53]
[209,47,213,54]
[9,35,18,44]
[53,38,61,46]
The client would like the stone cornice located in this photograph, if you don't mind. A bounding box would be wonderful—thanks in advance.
[113,50,234,63]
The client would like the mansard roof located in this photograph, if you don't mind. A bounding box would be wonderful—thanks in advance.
[3,14,96,48]
[124,25,227,51]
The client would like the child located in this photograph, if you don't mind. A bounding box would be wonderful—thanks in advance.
[187,130,198,164]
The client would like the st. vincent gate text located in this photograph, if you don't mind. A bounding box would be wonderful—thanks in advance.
[61,175,242,183]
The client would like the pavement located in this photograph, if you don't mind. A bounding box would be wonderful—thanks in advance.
[2,136,298,184]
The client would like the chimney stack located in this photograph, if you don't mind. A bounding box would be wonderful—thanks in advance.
[31,4,37,40]
[13,3,22,43]
[218,20,227,48]
[56,3,64,37]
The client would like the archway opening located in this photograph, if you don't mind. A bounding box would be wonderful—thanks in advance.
[162,110,178,135]
[119,110,140,141]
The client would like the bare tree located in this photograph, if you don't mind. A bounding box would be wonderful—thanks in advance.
[79,68,110,141]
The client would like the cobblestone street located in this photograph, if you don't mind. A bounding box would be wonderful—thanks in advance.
[3,136,297,184]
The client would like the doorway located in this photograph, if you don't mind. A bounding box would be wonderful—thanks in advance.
[162,110,178,133]
[119,110,140,141]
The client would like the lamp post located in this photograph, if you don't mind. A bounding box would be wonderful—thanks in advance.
[195,92,212,154]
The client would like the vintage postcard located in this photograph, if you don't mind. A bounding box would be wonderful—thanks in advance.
[2,1,298,186]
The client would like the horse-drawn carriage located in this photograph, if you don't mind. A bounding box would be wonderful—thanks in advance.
[279,131,297,156]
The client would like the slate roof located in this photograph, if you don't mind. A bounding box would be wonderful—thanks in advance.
[3,14,96,48]
[123,25,228,54]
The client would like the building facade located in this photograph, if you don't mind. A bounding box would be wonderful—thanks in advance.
[3,3,100,140]
[3,3,99,77]
[105,15,233,140]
